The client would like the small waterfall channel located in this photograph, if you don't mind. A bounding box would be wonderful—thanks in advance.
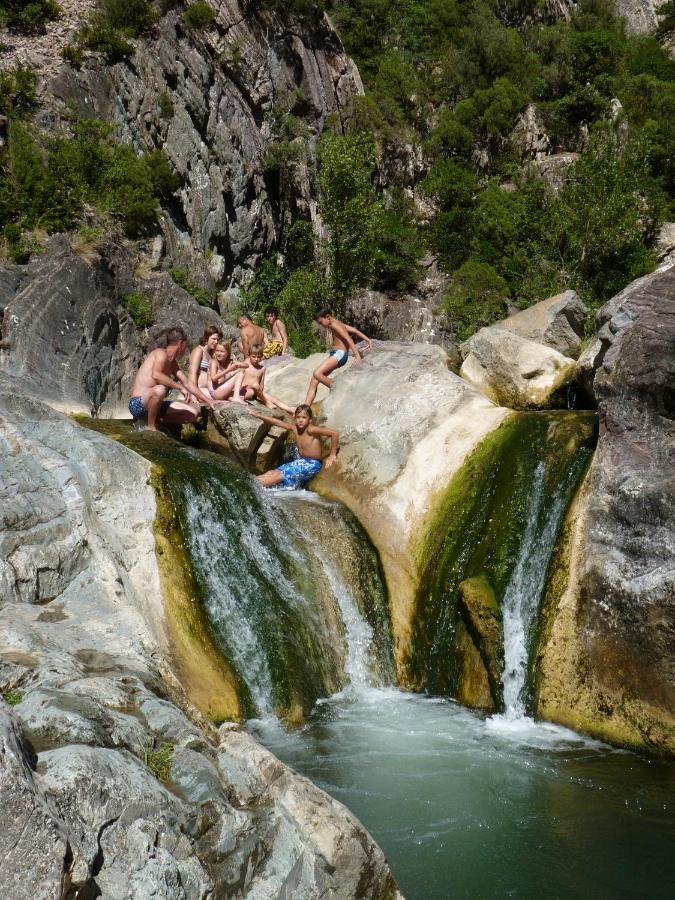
[138,442,393,718]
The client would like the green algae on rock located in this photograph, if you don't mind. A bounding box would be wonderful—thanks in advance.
[406,411,596,709]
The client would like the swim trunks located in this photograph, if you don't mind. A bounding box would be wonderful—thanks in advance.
[276,450,322,489]
[329,348,348,368]
[263,340,283,359]
[128,396,172,420]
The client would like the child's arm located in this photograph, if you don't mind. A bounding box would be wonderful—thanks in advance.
[345,323,372,351]
[177,369,214,407]
[249,410,295,432]
[310,424,339,468]
[332,321,362,363]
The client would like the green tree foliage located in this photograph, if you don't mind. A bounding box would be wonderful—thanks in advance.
[0,65,38,116]
[168,267,212,306]
[0,0,60,33]
[0,118,173,239]
[183,1,216,27]
[444,260,510,341]
[78,0,158,61]
[317,132,382,294]
[123,290,153,326]
[330,0,673,334]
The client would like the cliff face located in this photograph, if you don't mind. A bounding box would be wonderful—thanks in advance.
[536,266,675,753]
[50,3,362,286]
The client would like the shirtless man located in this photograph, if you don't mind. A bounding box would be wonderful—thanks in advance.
[305,307,372,405]
[229,344,294,412]
[250,404,339,489]
[128,326,215,431]
[263,306,289,357]
[236,314,266,358]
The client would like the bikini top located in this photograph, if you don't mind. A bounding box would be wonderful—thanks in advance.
[200,354,209,371]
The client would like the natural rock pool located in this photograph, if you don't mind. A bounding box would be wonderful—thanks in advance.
[251,688,675,899]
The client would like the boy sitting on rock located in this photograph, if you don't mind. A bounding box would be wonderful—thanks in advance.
[230,344,294,412]
[250,404,339,489]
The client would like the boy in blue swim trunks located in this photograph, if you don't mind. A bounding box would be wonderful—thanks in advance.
[250,404,339,489]
[305,307,372,406]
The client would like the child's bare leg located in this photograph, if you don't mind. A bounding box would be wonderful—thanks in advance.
[229,371,247,404]
[212,377,237,401]
[260,391,295,414]
[305,356,340,405]
[257,469,284,487]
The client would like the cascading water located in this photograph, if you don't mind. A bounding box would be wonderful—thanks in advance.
[499,462,565,717]
[160,449,393,717]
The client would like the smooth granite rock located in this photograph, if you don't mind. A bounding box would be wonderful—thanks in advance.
[460,327,576,408]
[536,266,675,753]
[495,290,588,358]
[266,342,511,675]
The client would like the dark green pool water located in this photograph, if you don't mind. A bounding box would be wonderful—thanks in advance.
[251,688,675,900]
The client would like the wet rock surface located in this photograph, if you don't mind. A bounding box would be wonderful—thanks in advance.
[536,266,675,753]
[266,342,511,674]
[0,380,401,897]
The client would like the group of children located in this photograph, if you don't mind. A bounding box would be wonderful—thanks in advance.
[128,307,371,490]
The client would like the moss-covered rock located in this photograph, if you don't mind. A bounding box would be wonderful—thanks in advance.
[458,576,503,709]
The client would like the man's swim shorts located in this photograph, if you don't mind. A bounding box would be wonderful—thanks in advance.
[128,396,172,420]
[328,348,348,368]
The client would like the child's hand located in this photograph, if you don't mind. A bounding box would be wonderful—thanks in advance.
[324,453,337,469]
[249,410,263,419]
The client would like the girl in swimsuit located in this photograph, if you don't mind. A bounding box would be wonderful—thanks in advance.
[188,326,223,396]
[209,341,247,400]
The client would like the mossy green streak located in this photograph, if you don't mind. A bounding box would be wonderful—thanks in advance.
[406,411,596,707]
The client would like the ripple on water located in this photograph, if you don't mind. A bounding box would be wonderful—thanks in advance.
[250,688,675,900]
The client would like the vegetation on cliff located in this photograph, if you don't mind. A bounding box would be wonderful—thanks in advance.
[330,0,673,325]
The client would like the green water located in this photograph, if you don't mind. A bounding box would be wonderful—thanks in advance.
[252,689,675,900]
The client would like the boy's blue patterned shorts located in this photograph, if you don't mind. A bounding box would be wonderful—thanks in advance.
[277,449,322,488]
[128,396,172,420]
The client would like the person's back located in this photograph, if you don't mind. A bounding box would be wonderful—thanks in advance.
[237,315,265,356]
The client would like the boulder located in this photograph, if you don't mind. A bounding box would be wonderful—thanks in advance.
[495,290,588,358]
[347,288,459,362]
[0,379,401,896]
[208,402,288,470]
[0,236,140,417]
[535,266,675,754]
[457,576,504,709]
[459,328,576,408]
[0,237,233,418]
[266,342,511,676]
[0,704,71,900]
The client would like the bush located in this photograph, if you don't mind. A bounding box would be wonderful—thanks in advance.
[1,689,23,706]
[123,290,153,327]
[0,0,60,33]
[80,22,135,62]
[144,148,180,198]
[61,43,84,67]
[169,266,212,306]
[276,267,329,357]
[94,0,156,34]
[143,740,173,783]
[444,260,511,341]
[183,1,216,28]
[0,64,38,115]
[158,91,174,119]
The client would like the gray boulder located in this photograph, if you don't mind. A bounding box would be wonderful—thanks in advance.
[459,327,576,408]
[0,704,71,900]
[536,266,675,753]
[495,290,588,358]
[0,236,140,417]
[347,288,459,362]
[207,402,288,471]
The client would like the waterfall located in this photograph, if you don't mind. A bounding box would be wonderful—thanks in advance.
[499,463,565,717]
[150,448,393,718]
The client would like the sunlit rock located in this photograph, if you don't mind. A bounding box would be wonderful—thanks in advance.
[460,327,576,408]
